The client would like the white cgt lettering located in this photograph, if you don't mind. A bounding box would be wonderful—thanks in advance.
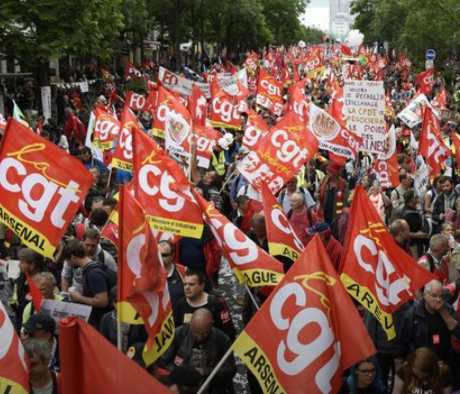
[0,158,80,227]
[119,127,133,159]
[270,283,340,393]
[271,129,308,166]
[353,234,411,306]
[271,209,304,251]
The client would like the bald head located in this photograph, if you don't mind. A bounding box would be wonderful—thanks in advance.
[190,309,213,343]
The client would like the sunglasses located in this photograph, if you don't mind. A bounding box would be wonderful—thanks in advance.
[357,369,376,376]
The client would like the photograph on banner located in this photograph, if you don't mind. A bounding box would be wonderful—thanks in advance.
[344,80,386,154]
[397,93,438,128]
[165,109,192,158]
[41,299,92,324]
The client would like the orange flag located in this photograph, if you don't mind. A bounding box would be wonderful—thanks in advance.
[0,301,29,394]
[260,182,304,262]
[193,190,285,287]
[93,107,121,150]
[26,273,44,312]
[373,125,400,189]
[210,77,240,129]
[0,119,93,258]
[59,317,172,394]
[419,106,449,176]
[118,186,173,365]
[132,127,204,239]
[340,186,436,339]
[232,236,376,394]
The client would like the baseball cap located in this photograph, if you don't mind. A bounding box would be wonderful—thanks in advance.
[23,314,56,334]
[306,221,331,236]
[239,146,250,155]
[218,137,231,150]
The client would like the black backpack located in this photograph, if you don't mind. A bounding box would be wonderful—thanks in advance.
[84,262,117,294]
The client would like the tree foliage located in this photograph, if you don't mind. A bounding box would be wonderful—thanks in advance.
[351,0,460,65]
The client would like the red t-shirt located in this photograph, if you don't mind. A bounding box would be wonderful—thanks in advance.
[289,209,318,246]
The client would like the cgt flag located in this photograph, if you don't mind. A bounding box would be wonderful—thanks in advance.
[340,186,436,340]
[59,317,173,394]
[193,190,285,287]
[0,300,29,394]
[132,127,204,239]
[232,236,375,394]
[0,119,93,258]
[259,182,304,262]
[417,69,434,96]
[118,186,174,365]
[93,107,121,150]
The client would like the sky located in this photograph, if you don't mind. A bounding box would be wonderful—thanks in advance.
[301,0,329,31]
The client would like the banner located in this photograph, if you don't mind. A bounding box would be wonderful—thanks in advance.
[118,186,173,364]
[41,299,92,323]
[344,80,386,154]
[307,103,360,160]
[159,66,210,98]
[414,156,430,197]
[238,111,318,194]
[260,182,304,261]
[417,69,433,96]
[256,70,284,116]
[164,95,192,158]
[397,93,436,129]
[0,301,29,394]
[194,191,285,287]
[112,106,141,172]
[340,186,436,339]
[0,119,93,258]
[132,127,204,239]
[125,91,150,112]
[243,109,270,150]
[93,107,121,150]
[232,236,376,394]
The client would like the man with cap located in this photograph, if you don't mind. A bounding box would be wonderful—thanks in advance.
[307,222,343,271]
[211,133,233,176]
[22,314,60,372]
[319,162,349,226]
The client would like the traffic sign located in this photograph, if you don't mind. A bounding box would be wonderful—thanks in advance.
[426,49,436,60]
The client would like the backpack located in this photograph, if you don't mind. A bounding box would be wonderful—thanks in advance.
[84,262,117,294]
[287,207,313,225]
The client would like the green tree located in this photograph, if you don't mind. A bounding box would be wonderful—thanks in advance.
[0,0,124,83]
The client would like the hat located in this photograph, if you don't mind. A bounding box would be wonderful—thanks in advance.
[159,366,202,387]
[239,146,250,155]
[126,342,146,368]
[23,314,56,334]
[223,132,234,144]
[327,162,342,174]
[217,137,231,150]
[306,221,331,236]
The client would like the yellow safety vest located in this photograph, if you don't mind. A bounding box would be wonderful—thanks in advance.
[212,151,226,175]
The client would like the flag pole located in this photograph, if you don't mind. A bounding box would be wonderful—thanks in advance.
[117,320,122,351]
[106,167,113,197]
[219,166,237,193]
[196,346,234,394]
[244,283,260,312]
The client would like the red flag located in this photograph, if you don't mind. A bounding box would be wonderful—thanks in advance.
[193,190,285,287]
[192,125,219,169]
[0,111,7,133]
[163,94,192,158]
[417,69,434,96]
[59,317,172,394]
[260,182,304,261]
[242,108,270,150]
[26,273,44,312]
[0,119,93,258]
[210,78,240,129]
[341,44,353,57]
[0,301,29,394]
[431,87,447,110]
[93,107,121,150]
[118,186,173,364]
[232,236,376,394]
[243,53,260,77]
[240,199,264,233]
[152,86,178,139]
[112,105,142,172]
[72,91,83,113]
[256,70,284,116]
[373,125,400,189]
[419,106,449,176]
[125,61,143,81]
[188,84,207,128]
[125,91,150,112]
[238,111,318,194]
[451,130,460,174]
[340,186,436,339]
[132,127,204,239]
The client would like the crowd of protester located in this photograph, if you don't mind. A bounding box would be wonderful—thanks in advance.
[3,47,460,394]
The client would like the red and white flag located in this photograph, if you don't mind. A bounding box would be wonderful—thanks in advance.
[188,84,207,128]
[431,87,447,110]
[118,186,173,364]
[164,93,192,158]
[243,108,270,150]
[210,77,240,129]
[193,125,219,169]
[132,127,204,239]
[125,91,151,112]
[233,236,376,394]
[93,107,121,150]
[238,111,318,194]
[373,125,400,189]
[152,86,178,139]
[125,61,143,81]
[193,190,285,287]
[256,70,284,116]
[417,69,434,96]
[340,186,436,339]
[0,119,93,258]
[419,106,449,176]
